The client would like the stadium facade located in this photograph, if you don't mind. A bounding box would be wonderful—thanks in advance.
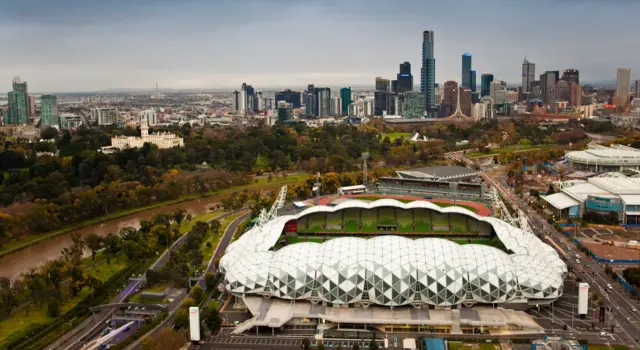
[566,144,640,172]
[220,200,566,310]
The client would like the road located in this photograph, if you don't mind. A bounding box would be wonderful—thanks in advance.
[47,209,248,350]
[483,172,640,347]
[125,210,251,350]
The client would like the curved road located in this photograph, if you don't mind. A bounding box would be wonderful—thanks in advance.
[47,209,249,350]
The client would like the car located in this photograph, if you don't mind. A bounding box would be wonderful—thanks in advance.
[632,307,637,312]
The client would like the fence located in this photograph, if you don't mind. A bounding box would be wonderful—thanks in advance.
[615,274,640,297]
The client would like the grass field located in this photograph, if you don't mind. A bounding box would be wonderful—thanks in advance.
[201,210,245,265]
[381,132,411,142]
[466,144,556,158]
[285,235,492,246]
[0,288,91,343]
[86,253,129,281]
[587,346,628,350]
[129,282,170,304]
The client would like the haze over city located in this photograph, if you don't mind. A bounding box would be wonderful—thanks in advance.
[2,0,639,92]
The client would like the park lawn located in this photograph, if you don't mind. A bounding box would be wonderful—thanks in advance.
[201,211,247,265]
[86,253,129,281]
[0,288,91,343]
[0,174,302,257]
[174,210,224,236]
[381,132,412,142]
[128,282,170,303]
[466,144,555,158]
[253,173,311,186]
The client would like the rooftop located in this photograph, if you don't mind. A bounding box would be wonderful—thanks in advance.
[563,183,613,201]
[399,165,477,180]
[588,177,640,195]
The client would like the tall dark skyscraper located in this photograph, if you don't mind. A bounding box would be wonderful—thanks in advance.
[461,53,472,89]
[340,87,352,115]
[562,69,579,86]
[522,58,535,93]
[396,61,413,94]
[470,70,477,93]
[481,73,494,97]
[420,30,435,113]
[275,89,301,108]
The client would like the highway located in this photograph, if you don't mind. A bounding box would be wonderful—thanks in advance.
[47,209,249,350]
[124,210,251,350]
[483,172,640,347]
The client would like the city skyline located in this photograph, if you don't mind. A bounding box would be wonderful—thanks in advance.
[2,0,639,92]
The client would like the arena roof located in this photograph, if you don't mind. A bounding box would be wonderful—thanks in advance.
[566,145,640,166]
[563,183,613,201]
[542,193,580,210]
[398,165,477,180]
[588,177,640,195]
[220,199,566,307]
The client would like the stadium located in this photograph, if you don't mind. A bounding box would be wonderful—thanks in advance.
[219,195,567,335]
[566,144,640,172]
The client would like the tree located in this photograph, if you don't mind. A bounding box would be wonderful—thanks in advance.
[41,127,59,140]
[140,336,157,350]
[353,343,360,350]
[103,233,122,264]
[84,233,103,261]
[204,272,216,290]
[189,285,205,304]
[209,219,221,235]
[173,209,186,228]
[46,298,60,317]
[122,240,144,261]
[369,339,379,350]
[203,305,222,332]
[174,308,189,329]
[301,338,311,350]
[151,328,186,350]
[318,341,325,350]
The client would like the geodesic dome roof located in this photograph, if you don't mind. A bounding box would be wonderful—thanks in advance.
[220,199,566,306]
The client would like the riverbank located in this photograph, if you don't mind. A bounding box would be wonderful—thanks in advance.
[0,173,308,258]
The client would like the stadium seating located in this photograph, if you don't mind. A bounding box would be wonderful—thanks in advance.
[378,207,396,226]
[396,209,414,233]
[431,212,449,232]
[343,208,360,233]
[307,213,325,233]
[449,214,468,233]
[325,211,343,232]
[361,209,377,232]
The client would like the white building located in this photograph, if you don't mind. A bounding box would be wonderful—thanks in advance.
[472,103,485,121]
[139,109,157,126]
[92,108,120,125]
[102,120,183,153]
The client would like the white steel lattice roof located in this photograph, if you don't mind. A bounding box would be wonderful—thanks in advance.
[220,200,566,307]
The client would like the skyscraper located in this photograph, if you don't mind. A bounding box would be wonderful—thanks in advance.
[540,71,557,105]
[470,70,477,93]
[522,58,535,93]
[420,30,435,113]
[375,77,390,92]
[6,77,30,125]
[315,87,331,117]
[461,53,472,89]
[40,95,58,127]
[340,87,352,115]
[481,73,494,97]
[616,68,631,106]
[304,84,316,116]
[562,69,579,86]
[635,80,640,99]
[570,83,582,107]
[275,89,302,108]
[396,62,413,94]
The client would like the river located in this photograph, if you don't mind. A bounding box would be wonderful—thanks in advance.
[0,196,223,280]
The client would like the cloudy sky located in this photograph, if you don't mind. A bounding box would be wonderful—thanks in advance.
[1,0,637,92]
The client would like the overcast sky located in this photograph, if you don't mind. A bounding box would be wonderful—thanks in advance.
[1,0,638,92]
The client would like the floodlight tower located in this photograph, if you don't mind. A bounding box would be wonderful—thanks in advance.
[362,152,369,187]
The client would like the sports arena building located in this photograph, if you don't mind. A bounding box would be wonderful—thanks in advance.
[220,199,566,335]
[376,166,486,200]
[566,144,640,172]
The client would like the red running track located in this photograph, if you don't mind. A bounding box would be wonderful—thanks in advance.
[317,194,492,217]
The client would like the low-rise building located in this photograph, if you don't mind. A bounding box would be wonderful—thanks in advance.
[101,121,183,153]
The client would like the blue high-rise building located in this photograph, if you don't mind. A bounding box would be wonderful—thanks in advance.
[470,70,477,93]
[461,53,472,89]
[420,31,435,113]
[396,62,413,94]
[481,73,494,97]
[340,87,352,115]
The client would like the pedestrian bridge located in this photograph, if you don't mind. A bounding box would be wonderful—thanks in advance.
[89,302,168,312]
